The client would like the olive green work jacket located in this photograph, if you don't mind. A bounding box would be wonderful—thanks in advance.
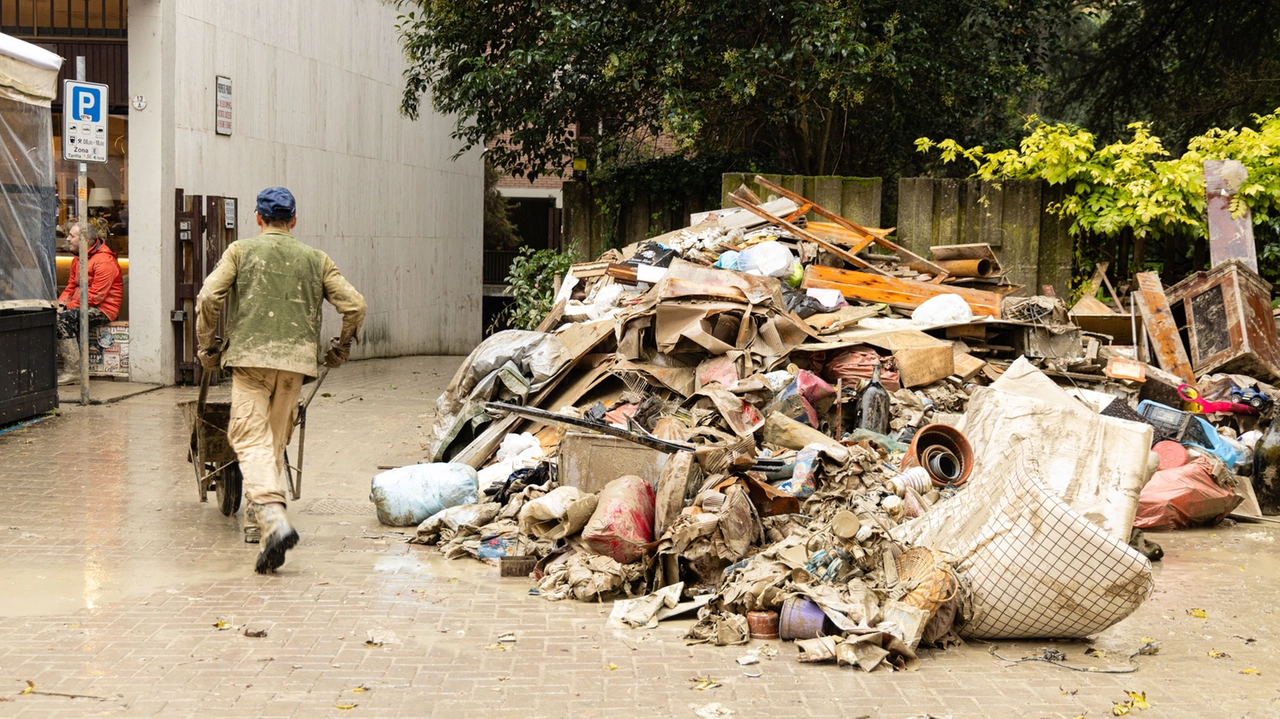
[195,229,367,378]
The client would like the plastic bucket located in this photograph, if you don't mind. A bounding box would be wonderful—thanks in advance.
[779,596,834,640]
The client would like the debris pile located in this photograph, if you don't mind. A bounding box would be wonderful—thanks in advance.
[373,175,1280,671]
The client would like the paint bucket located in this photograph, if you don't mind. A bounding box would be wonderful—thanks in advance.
[747,609,780,640]
[779,596,834,640]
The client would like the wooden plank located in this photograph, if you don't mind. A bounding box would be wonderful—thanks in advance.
[1070,295,1114,315]
[534,299,567,333]
[1037,182,1075,298]
[751,175,945,280]
[961,180,984,248]
[1132,272,1196,383]
[729,196,887,276]
[1075,261,1110,304]
[801,265,1003,318]
[0,299,57,311]
[952,349,988,381]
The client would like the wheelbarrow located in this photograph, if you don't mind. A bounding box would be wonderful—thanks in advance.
[181,365,330,516]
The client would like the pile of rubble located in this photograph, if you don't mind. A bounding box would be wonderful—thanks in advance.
[374,175,1280,671]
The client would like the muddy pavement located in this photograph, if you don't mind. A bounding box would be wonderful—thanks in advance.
[0,356,1276,718]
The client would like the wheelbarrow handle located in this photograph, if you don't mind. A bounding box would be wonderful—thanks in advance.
[301,365,331,413]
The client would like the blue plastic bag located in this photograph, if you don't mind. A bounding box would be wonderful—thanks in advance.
[369,463,480,526]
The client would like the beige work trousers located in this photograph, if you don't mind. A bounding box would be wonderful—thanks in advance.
[227,367,304,507]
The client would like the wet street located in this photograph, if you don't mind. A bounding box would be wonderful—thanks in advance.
[0,356,1277,718]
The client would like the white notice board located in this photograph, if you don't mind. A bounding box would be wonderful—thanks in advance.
[216,76,232,136]
[62,80,108,163]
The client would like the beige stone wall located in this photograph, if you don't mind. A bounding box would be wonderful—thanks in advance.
[169,0,482,360]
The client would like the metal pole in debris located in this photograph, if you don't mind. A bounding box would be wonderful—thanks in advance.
[76,56,89,406]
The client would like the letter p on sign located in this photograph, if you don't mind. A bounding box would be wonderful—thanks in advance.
[72,85,102,122]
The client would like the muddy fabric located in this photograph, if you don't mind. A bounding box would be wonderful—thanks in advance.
[228,367,304,506]
[196,229,367,378]
[55,306,108,340]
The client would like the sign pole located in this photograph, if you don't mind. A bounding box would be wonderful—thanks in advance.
[76,56,89,406]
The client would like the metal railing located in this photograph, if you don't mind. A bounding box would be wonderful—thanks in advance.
[1,0,127,39]
[483,250,519,285]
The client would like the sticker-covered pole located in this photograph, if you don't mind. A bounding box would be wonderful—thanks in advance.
[76,56,89,406]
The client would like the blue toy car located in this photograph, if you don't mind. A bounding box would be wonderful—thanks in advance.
[1231,387,1273,411]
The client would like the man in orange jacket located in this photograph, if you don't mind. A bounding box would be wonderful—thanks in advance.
[56,223,123,384]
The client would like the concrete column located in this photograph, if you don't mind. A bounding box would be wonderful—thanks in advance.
[127,0,176,384]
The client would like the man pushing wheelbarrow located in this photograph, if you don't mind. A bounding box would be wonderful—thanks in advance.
[196,187,367,574]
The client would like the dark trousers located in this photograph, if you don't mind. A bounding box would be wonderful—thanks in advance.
[57,307,109,340]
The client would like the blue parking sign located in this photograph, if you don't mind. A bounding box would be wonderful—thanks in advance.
[62,80,109,162]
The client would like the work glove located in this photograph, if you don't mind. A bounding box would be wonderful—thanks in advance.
[198,347,222,370]
[323,337,351,368]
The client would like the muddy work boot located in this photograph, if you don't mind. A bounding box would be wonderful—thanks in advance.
[252,503,299,574]
[243,504,261,544]
[56,338,80,385]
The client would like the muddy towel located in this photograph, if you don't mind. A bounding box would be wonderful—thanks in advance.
[517,486,599,540]
[537,551,644,602]
[894,441,1153,639]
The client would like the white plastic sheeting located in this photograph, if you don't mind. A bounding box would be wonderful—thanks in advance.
[894,441,1154,639]
[426,330,572,462]
[962,358,1155,539]
[0,33,59,303]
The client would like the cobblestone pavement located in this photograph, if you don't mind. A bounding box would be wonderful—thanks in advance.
[1,356,1278,718]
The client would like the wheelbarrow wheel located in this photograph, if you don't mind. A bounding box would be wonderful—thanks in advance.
[217,463,243,516]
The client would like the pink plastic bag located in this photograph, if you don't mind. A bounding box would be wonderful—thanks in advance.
[1134,457,1242,530]
[583,475,656,563]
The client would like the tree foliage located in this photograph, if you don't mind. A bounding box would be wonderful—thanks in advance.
[1049,0,1280,151]
[483,160,521,251]
[398,0,1072,181]
[919,110,1280,239]
[495,246,581,331]
[917,109,1280,285]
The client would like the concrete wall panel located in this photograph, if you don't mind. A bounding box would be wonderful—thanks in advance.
[148,0,482,371]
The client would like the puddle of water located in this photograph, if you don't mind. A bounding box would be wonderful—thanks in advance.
[0,551,249,617]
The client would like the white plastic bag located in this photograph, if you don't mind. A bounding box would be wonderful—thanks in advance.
[738,242,795,278]
[910,294,974,325]
[369,463,480,526]
[477,433,546,490]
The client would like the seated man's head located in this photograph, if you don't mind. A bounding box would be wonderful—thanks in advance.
[66,222,96,253]
[255,186,297,231]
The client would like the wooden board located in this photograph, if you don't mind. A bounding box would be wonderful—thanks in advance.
[1132,272,1196,384]
[952,349,988,381]
[0,299,57,311]
[801,264,1003,318]
[1070,295,1113,316]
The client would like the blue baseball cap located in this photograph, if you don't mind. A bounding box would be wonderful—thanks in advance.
[256,187,296,220]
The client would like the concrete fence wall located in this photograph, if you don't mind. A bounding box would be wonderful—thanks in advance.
[897,178,1073,297]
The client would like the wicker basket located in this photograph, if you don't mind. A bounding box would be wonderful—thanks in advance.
[894,547,956,614]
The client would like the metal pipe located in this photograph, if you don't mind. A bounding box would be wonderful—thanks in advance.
[76,55,89,406]
[933,258,994,278]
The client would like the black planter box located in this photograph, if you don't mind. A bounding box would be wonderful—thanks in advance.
[0,307,58,425]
